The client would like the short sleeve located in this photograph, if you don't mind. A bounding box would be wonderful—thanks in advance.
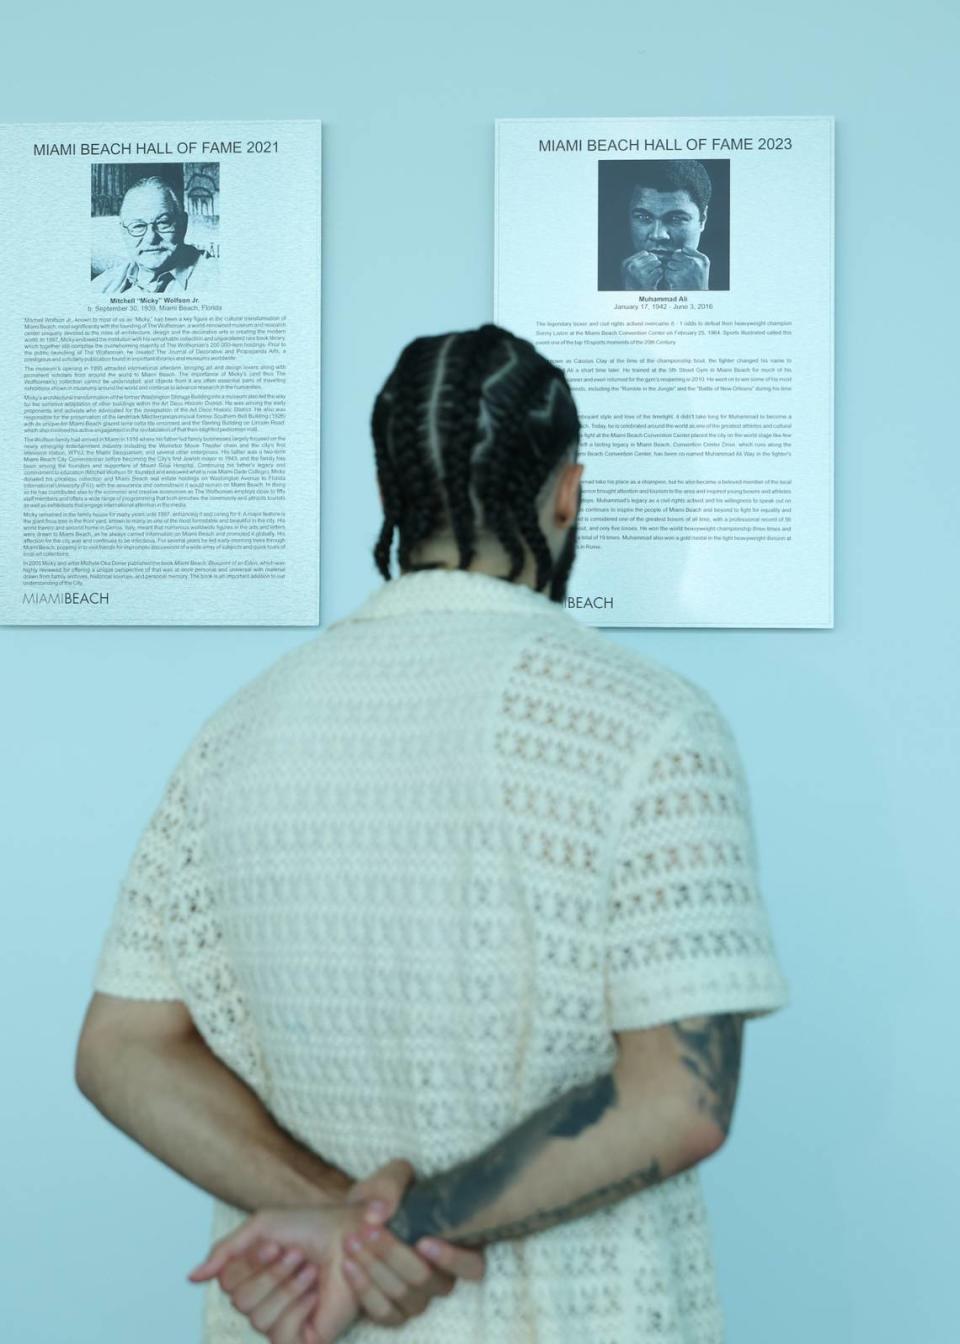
[605,696,791,1031]
[91,753,197,1001]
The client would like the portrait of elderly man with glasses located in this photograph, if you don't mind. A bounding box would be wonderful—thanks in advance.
[90,174,219,295]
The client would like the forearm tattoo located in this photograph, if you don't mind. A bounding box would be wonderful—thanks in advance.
[670,1013,744,1137]
[386,1069,662,1248]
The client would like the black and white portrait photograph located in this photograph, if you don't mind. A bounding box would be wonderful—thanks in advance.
[90,162,220,295]
[598,157,730,291]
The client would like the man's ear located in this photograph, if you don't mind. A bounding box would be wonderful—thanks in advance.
[557,462,583,527]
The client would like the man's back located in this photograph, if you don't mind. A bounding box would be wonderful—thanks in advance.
[93,567,789,1343]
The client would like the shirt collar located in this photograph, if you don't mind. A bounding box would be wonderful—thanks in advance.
[341,567,577,624]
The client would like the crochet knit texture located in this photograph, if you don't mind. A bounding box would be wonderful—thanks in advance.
[93,566,790,1343]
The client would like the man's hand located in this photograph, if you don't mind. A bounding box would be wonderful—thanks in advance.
[621,250,665,290]
[188,1203,365,1344]
[187,1159,486,1342]
[342,1157,485,1321]
[660,246,710,290]
[216,1241,328,1343]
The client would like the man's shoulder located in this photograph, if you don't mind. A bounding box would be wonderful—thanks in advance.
[536,616,709,707]
[181,244,219,288]
[90,261,130,292]
[502,616,719,749]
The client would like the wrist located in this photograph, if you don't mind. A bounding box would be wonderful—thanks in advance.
[267,1144,354,1208]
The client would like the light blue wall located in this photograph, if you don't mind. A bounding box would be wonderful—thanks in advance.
[2,1,956,1339]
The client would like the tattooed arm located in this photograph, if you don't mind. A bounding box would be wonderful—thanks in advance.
[386,1013,744,1249]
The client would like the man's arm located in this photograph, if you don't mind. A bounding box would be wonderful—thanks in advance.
[75,992,353,1211]
[386,1013,744,1248]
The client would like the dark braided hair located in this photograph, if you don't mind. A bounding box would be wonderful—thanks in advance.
[371,323,581,599]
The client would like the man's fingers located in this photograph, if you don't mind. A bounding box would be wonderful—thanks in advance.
[243,1260,319,1335]
[622,251,665,289]
[346,1239,419,1301]
[218,1242,283,1293]
[227,1244,309,1311]
[235,1253,309,1315]
[187,1219,265,1282]
[350,1157,415,1223]
[344,1232,442,1319]
[363,1223,486,1285]
[417,1237,486,1283]
[270,1287,320,1344]
[342,1257,408,1326]
[662,249,708,269]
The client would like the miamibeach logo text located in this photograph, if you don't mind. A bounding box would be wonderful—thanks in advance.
[22,591,110,605]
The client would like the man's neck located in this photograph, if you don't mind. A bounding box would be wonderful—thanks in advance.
[401,535,546,591]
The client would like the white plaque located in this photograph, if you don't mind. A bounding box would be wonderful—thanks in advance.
[495,116,834,627]
[1,118,322,626]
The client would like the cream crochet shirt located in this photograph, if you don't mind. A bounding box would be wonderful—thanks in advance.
[93,566,790,1343]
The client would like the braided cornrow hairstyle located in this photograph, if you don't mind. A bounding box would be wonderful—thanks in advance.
[370,323,580,599]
